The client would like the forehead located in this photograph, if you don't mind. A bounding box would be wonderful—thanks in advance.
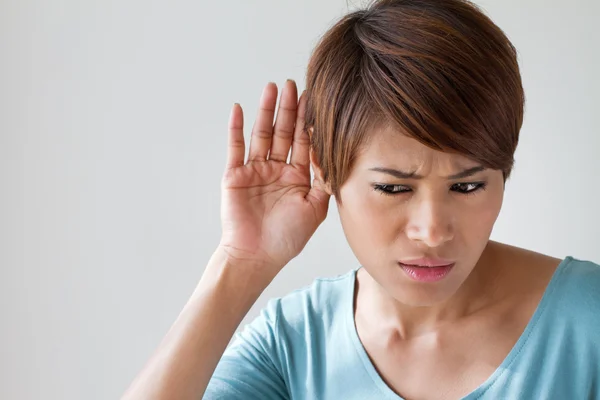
[357,124,476,168]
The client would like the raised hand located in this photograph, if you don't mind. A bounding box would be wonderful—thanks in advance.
[218,80,331,276]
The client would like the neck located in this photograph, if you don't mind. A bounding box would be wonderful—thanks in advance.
[355,241,504,339]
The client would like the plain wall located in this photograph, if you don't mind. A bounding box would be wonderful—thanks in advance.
[1,0,599,398]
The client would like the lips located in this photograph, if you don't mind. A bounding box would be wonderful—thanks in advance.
[398,262,455,282]
[398,257,455,268]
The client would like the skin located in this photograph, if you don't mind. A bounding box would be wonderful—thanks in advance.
[312,125,563,398]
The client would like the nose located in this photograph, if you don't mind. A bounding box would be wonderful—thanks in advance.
[405,197,454,248]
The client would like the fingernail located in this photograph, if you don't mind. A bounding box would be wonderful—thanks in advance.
[286,78,296,84]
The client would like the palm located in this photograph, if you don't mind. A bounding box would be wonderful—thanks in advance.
[218,81,330,271]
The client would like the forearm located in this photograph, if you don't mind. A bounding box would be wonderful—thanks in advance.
[122,248,276,400]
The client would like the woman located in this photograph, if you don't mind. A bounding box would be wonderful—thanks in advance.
[123,0,600,399]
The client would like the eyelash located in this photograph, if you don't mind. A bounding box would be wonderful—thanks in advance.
[372,182,487,197]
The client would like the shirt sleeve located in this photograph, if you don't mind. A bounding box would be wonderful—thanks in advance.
[203,298,289,400]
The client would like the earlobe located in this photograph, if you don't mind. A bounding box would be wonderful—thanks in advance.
[321,179,333,196]
[309,146,333,196]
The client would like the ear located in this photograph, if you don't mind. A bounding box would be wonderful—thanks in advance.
[308,128,333,196]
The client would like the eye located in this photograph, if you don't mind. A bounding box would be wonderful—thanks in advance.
[372,182,488,196]
[451,182,487,194]
[372,184,411,196]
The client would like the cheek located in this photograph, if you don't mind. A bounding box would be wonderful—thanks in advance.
[338,187,403,246]
[339,207,399,268]
[459,191,503,239]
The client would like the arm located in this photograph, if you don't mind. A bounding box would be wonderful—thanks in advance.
[122,79,329,399]
[121,248,276,400]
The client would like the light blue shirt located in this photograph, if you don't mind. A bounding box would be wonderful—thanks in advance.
[204,256,600,399]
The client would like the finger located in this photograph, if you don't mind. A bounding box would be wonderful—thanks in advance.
[248,82,278,162]
[290,91,310,169]
[269,79,298,162]
[226,103,245,169]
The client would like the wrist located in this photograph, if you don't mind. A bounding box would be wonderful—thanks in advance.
[215,243,283,279]
[198,247,278,306]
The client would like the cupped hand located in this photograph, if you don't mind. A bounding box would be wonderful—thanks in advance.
[218,80,331,275]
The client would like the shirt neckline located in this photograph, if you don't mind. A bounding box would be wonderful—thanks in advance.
[344,256,574,400]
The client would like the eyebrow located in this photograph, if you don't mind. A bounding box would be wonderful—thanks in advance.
[369,165,487,180]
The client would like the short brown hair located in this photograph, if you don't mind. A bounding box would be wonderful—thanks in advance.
[304,0,525,200]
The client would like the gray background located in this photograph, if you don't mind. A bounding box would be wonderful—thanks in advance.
[1,0,599,398]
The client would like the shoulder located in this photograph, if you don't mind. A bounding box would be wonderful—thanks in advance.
[494,244,600,326]
[260,268,356,333]
[225,268,356,379]
[233,267,357,347]
[538,255,600,337]
[208,271,356,399]
[554,256,600,303]
[224,267,356,353]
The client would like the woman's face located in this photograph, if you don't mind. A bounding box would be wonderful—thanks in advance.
[336,125,505,306]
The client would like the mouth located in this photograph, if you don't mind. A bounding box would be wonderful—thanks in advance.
[398,261,455,282]
[399,257,455,267]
